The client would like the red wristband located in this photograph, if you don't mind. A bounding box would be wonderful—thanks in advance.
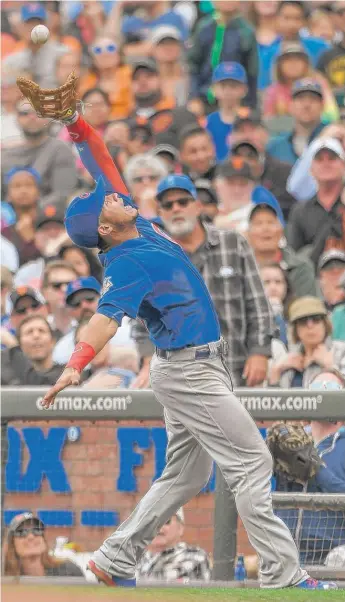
[66,342,96,372]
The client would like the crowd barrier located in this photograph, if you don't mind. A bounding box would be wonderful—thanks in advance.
[2,388,344,581]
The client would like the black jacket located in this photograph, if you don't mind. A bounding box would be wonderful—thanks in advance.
[1,347,63,386]
[260,155,296,221]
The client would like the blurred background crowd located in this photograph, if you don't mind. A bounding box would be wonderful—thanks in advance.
[1,0,345,390]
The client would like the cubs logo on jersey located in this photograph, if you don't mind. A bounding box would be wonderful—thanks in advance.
[101,276,113,296]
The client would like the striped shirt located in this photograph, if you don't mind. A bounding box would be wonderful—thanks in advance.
[136,542,211,582]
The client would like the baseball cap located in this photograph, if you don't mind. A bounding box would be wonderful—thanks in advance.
[132,58,159,77]
[151,25,182,45]
[5,166,41,187]
[231,141,260,156]
[10,286,46,308]
[318,249,345,272]
[8,512,44,535]
[21,3,47,22]
[156,174,197,201]
[292,78,323,99]
[310,137,345,161]
[35,205,65,230]
[65,277,101,305]
[277,41,309,60]
[65,177,114,248]
[212,62,247,85]
[249,186,285,228]
[151,144,179,161]
[288,296,327,323]
[233,109,263,131]
[195,179,218,205]
[216,157,254,180]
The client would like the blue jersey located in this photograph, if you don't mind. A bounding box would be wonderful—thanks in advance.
[206,111,233,162]
[67,118,220,350]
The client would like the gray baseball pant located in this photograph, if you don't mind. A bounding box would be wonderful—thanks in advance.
[92,346,308,588]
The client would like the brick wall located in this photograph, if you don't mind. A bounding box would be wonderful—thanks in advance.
[4,420,253,557]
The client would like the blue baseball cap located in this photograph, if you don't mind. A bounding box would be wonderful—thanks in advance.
[156,174,197,201]
[21,3,47,22]
[65,277,101,305]
[249,186,285,228]
[212,62,247,85]
[65,178,106,248]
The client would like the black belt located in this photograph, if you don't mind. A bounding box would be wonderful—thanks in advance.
[155,339,228,361]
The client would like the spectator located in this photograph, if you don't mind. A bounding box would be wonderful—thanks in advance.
[52,276,101,365]
[76,319,138,390]
[260,263,290,346]
[41,260,79,338]
[58,245,103,283]
[0,236,19,275]
[151,140,180,175]
[55,52,82,88]
[1,70,26,148]
[229,110,296,220]
[268,296,345,387]
[2,3,67,89]
[308,9,335,43]
[14,207,70,289]
[317,2,345,109]
[1,266,13,335]
[126,121,155,158]
[188,1,258,108]
[136,508,211,582]
[287,138,345,265]
[214,158,256,233]
[151,26,189,106]
[332,271,345,342]
[3,512,83,577]
[2,167,42,267]
[63,1,108,63]
[81,88,112,135]
[206,62,248,162]
[123,154,168,218]
[275,370,345,564]
[6,287,48,337]
[1,102,78,210]
[266,79,326,165]
[195,179,219,223]
[249,0,280,91]
[78,38,133,120]
[318,249,345,311]
[179,125,216,183]
[130,58,175,118]
[247,187,317,298]
[1,315,63,386]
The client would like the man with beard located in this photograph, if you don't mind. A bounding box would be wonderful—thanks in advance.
[1,102,77,209]
[52,277,101,365]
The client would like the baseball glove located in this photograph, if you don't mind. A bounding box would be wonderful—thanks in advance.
[16,72,78,120]
[266,422,324,484]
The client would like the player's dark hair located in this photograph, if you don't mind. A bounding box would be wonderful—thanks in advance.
[82,88,111,107]
[178,124,211,149]
[278,1,307,17]
[17,315,55,342]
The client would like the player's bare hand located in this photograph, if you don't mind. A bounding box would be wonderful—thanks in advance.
[42,368,81,409]
[243,355,268,386]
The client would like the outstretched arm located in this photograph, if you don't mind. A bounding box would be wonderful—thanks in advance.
[42,313,118,408]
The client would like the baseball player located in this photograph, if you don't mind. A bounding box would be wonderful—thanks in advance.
[32,87,335,590]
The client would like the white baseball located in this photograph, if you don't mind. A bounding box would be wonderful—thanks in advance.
[31,24,50,44]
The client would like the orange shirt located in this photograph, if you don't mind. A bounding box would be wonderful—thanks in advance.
[78,65,134,120]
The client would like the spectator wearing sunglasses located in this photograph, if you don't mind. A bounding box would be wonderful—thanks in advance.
[78,38,133,120]
[269,296,345,387]
[136,508,211,582]
[124,154,168,219]
[274,369,345,565]
[2,167,41,267]
[2,101,77,211]
[1,315,62,386]
[52,277,101,365]
[6,286,48,336]
[4,512,83,577]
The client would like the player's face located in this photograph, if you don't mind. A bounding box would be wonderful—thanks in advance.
[99,193,138,231]
[158,189,201,238]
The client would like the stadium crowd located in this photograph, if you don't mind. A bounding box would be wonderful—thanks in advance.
[1,0,345,582]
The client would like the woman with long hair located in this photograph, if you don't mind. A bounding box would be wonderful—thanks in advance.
[4,512,83,577]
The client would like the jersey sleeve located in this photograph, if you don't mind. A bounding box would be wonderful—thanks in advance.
[97,256,152,324]
[65,115,135,206]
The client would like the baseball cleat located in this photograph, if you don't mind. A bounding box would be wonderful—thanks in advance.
[88,560,136,587]
[294,577,338,590]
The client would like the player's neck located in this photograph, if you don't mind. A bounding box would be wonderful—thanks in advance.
[105,225,140,251]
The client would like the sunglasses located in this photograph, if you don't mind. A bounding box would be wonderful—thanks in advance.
[92,44,117,55]
[50,281,72,290]
[133,174,159,184]
[14,301,40,315]
[14,527,44,538]
[68,294,98,308]
[160,197,194,211]
[295,314,324,326]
